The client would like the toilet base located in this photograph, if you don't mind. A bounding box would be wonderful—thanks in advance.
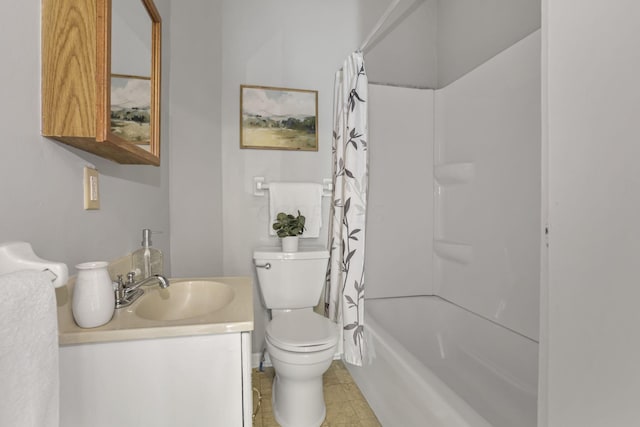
[266,337,336,427]
[272,374,326,427]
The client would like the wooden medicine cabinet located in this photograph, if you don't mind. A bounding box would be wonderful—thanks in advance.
[42,0,161,165]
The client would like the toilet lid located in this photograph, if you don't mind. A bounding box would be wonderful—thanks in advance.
[266,311,339,353]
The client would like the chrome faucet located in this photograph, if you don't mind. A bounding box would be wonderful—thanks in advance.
[115,272,169,309]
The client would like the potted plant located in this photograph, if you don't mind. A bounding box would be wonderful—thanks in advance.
[272,211,306,252]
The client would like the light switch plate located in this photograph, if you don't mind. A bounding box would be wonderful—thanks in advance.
[83,167,100,210]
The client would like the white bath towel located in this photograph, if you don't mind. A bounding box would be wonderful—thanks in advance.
[269,182,323,238]
[0,270,59,427]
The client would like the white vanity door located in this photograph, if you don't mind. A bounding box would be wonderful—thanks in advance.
[60,333,244,426]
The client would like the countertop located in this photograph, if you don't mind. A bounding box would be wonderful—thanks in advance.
[56,276,254,346]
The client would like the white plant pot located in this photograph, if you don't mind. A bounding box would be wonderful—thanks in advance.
[281,236,299,252]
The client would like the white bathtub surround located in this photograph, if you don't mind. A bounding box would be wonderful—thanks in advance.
[0,270,60,427]
[352,297,537,427]
[365,84,435,299]
[358,29,541,426]
[434,30,541,340]
[327,51,369,366]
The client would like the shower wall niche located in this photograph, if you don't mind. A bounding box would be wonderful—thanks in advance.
[366,30,541,340]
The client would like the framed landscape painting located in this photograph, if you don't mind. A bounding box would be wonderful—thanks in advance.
[110,75,151,146]
[240,85,318,151]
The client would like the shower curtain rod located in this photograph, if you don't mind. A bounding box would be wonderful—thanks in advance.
[359,0,402,53]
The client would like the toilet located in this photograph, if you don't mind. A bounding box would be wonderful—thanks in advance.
[254,247,339,427]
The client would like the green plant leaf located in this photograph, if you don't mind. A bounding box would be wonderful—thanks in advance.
[273,210,307,237]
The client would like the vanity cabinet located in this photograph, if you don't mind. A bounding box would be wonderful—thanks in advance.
[59,331,253,426]
[41,0,161,165]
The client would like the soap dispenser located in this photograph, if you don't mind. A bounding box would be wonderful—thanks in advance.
[132,229,163,279]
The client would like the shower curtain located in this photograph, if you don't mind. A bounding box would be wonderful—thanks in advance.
[326,51,369,366]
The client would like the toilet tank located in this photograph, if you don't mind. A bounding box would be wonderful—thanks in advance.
[253,247,329,310]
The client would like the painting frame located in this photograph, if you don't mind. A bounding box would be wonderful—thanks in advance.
[240,84,318,151]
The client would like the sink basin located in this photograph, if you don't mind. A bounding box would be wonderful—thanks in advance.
[135,279,235,321]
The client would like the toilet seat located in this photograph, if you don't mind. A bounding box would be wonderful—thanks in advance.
[266,310,338,353]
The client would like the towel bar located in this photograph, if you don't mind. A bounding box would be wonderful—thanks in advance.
[253,177,333,197]
[0,241,68,288]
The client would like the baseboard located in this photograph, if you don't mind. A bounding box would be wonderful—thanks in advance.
[251,351,342,369]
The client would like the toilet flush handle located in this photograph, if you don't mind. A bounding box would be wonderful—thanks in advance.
[255,262,271,270]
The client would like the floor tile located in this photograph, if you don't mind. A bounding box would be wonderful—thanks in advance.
[325,399,358,421]
[350,399,378,420]
[341,382,365,402]
[324,383,349,404]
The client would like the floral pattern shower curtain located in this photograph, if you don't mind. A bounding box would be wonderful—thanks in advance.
[326,51,368,366]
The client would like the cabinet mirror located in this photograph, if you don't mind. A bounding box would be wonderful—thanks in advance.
[42,0,162,165]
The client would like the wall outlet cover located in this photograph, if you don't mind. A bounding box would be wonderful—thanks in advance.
[83,167,100,210]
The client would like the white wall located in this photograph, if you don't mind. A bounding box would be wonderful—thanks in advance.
[542,1,640,425]
[0,0,171,275]
[169,1,224,277]
[219,0,365,351]
[111,0,151,77]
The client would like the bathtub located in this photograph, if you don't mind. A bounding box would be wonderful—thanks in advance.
[346,296,538,427]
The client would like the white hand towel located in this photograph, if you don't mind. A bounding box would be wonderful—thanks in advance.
[0,270,59,427]
[269,182,323,238]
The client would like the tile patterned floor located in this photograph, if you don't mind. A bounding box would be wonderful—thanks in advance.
[252,361,381,427]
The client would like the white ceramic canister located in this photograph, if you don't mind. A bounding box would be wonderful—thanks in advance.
[72,261,115,328]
